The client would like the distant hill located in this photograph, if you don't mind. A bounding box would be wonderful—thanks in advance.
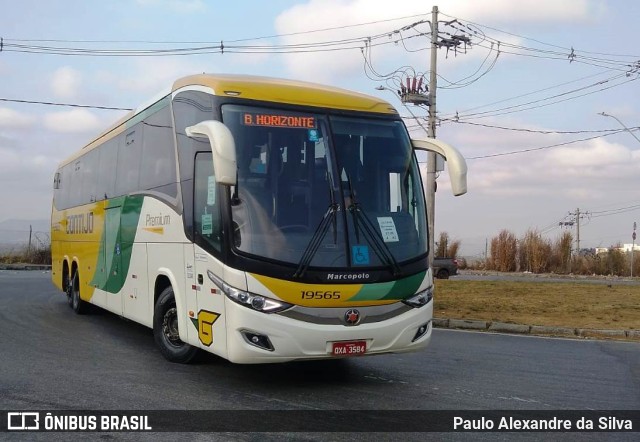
[0,219,50,247]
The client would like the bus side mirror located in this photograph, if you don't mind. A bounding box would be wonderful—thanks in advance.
[186,120,237,185]
[412,138,467,196]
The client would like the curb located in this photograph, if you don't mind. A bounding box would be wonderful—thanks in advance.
[0,264,51,271]
[434,317,640,342]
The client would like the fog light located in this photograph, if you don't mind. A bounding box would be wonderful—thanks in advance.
[251,296,265,310]
[241,330,274,351]
[412,321,431,342]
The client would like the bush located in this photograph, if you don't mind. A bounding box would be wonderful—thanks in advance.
[489,230,517,272]
[435,231,460,258]
[0,244,51,265]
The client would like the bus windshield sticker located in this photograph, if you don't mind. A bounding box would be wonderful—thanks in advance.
[242,113,316,129]
[308,129,319,142]
[207,175,216,205]
[351,245,370,265]
[376,217,399,242]
[201,213,213,235]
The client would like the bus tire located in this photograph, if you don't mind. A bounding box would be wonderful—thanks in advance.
[153,286,199,364]
[65,270,73,308]
[70,270,88,314]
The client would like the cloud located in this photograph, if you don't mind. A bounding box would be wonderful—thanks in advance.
[444,0,601,23]
[435,114,640,213]
[546,139,632,167]
[98,58,209,99]
[51,66,83,100]
[135,0,206,13]
[43,109,103,134]
[274,0,605,83]
[0,148,20,174]
[0,108,36,129]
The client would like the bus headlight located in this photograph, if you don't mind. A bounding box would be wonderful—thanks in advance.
[207,270,292,313]
[402,286,433,308]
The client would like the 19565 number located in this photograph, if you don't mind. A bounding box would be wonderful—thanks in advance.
[301,290,341,300]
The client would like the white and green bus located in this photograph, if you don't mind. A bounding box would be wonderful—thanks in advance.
[51,74,467,364]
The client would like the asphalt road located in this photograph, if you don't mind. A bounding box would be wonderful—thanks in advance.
[1,270,639,441]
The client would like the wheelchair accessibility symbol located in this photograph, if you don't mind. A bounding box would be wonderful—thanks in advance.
[352,245,370,265]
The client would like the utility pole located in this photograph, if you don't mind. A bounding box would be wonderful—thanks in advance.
[28,224,33,260]
[568,208,589,255]
[394,5,468,266]
[576,208,580,254]
[425,5,439,266]
[632,221,637,278]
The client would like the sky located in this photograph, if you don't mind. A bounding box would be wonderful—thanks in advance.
[0,0,639,258]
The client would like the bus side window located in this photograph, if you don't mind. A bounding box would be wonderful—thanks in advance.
[115,126,143,197]
[97,138,118,200]
[139,105,177,198]
[81,148,99,203]
[173,90,215,241]
[54,165,72,210]
[193,152,222,253]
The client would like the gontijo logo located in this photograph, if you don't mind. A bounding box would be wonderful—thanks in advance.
[66,212,94,234]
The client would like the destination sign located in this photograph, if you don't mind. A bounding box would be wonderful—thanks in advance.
[242,113,316,129]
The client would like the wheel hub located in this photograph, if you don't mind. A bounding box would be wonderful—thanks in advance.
[162,307,181,345]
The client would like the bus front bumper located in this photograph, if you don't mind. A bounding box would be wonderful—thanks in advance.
[223,297,433,364]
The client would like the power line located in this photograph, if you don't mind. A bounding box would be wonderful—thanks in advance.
[3,12,431,45]
[1,16,431,57]
[439,69,617,120]
[439,11,640,59]
[590,204,640,218]
[466,129,627,160]
[0,98,132,111]
[444,120,639,135]
[403,114,638,136]
[445,73,639,121]
[431,12,640,123]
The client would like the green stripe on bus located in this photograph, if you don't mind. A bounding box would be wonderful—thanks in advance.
[91,195,144,293]
[347,271,426,301]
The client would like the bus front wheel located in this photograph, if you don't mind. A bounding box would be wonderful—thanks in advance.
[153,286,199,364]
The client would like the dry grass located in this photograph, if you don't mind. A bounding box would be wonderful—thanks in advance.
[434,279,640,330]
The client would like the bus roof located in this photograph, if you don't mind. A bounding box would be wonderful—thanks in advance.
[172,74,398,115]
[60,74,398,167]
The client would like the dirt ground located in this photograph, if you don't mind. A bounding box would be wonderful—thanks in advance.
[434,279,640,330]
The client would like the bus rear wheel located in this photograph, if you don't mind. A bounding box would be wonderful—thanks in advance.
[65,271,73,308]
[153,286,199,364]
[68,270,88,314]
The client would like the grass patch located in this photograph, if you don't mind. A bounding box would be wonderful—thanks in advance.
[434,279,640,330]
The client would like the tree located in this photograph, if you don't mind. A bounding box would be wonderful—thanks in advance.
[435,231,461,258]
[519,229,551,273]
[489,230,517,272]
[553,231,573,273]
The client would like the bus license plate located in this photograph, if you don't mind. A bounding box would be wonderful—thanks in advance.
[332,340,366,356]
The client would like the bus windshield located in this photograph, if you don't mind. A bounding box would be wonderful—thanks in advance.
[221,104,428,270]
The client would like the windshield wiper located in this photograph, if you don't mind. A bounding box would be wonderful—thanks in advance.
[346,174,402,276]
[293,174,338,279]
